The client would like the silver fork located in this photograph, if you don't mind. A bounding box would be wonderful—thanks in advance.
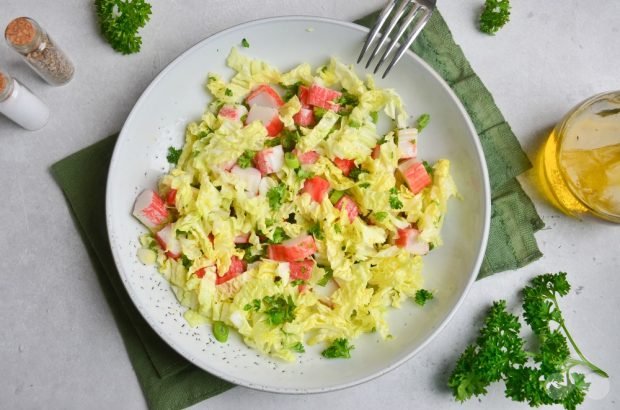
[357,0,436,78]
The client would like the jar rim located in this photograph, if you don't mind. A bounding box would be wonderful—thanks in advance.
[0,71,14,102]
[5,17,42,54]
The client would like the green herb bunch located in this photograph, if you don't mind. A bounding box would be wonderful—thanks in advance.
[448,272,607,410]
[95,0,152,54]
[479,0,511,35]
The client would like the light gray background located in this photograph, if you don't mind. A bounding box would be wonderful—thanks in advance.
[1,1,618,409]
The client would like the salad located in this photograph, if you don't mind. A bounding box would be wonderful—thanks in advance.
[132,48,457,361]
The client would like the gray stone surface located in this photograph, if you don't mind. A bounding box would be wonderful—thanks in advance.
[1,1,618,409]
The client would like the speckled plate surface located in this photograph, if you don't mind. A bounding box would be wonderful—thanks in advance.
[106,16,490,393]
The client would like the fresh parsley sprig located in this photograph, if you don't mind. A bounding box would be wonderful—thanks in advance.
[448,272,607,410]
[267,183,286,211]
[389,187,403,210]
[166,146,182,165]
[95,0,152,54]
[480,0,511,35]
[262,295,296,326]
[414,289,434,306]
[322,338,354,359]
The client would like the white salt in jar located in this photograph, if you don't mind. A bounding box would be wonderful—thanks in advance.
[0,70,50,131]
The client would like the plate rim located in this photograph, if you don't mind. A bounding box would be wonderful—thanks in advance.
[106,15,491,394]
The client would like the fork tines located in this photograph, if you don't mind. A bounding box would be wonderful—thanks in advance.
[358,0,436,78]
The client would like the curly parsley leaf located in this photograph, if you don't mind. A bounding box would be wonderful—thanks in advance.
[414,289,434,306]
[237,150,256,168]
[166,146,182,165]
[321,338,354,359]
[95,0,152,55]
[181,255,192,270]
[262,295,296,326]
[308,222,323,240]
[268,227,288,244]
[290,342,306,353]
[389,187,403,209]
[296,168,314,181]
[479,0,511,35]
[243,298,261,312]
[317,266,333,286]
[448,273,608,409]
[267,183,287,211]
[422,160,434,175]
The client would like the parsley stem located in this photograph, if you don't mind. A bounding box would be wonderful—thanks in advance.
[552,297,609,378]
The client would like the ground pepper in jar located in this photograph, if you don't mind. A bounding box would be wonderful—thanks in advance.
[5,17,74,86]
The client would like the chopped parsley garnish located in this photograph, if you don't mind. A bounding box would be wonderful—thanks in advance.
[479,0,511,35]
[317,266,333,286]
[166,146,182,165]
[291,279,305,286]
[268,227,288,244]
[321,338,354,359]
[313,106,327,119]
[241,38,250,48]
[334,92,358,106]
[296,169,314,180]
[374,211,388,222]
[267,183,286,211]
[416,113,430,131]
[224,88,233,97]
[308,222,323,240]
[290,342,305,353]
[181,255,192,269]
[242,246,264,263]
[197,130,210,139]
[334,91,358,115]
[281,129,300,151]
[243,299,261,312]
[237,150,256,168]
[348,166,363,181]
[422,160,433,174]
[414,289,434,306]
[264,137,281,147]
[282,82,302,101]
[358,182,370,189]
[262,295,297,326]
[389,187,403,210]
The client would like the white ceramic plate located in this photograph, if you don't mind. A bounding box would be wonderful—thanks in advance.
[106,16,490,393]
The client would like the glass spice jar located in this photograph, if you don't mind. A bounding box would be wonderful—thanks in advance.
[5,17,75,86]
[0,69,50,130]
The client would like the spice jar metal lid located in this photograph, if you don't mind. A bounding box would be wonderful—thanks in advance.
[5,17,40,53]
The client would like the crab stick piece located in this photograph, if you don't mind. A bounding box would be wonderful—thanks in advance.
[133,189,169,230]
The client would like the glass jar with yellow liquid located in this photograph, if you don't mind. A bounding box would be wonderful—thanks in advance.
[538,91,620,223]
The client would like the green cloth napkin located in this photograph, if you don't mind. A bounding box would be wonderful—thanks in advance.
[51,9,543,410]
